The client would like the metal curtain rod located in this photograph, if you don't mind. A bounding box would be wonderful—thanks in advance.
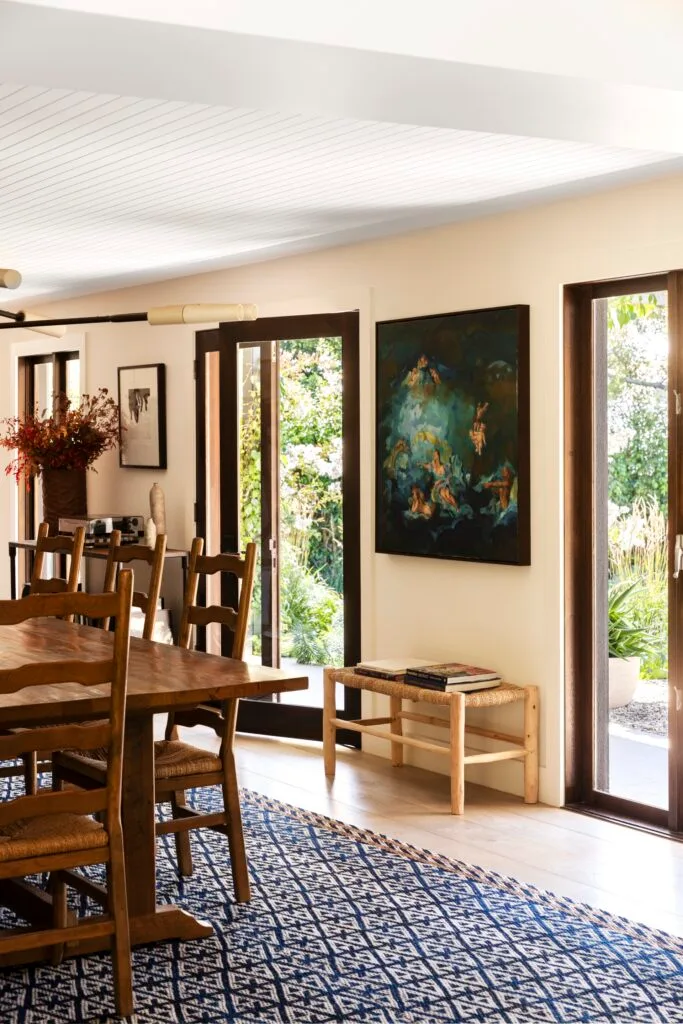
[0,303,258,330]
[0,310,148,329]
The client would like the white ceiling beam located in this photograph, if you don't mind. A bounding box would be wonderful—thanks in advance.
[11,0,683,93]
[3,1,683,154]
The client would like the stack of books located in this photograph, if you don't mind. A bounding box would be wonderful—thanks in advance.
[354,659,501,693]
[404,663,501,693]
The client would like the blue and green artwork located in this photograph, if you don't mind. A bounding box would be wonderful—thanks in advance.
[375,305,530,565]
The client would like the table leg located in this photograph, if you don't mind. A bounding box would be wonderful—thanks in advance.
[323,668,337,777]
[524,685,539,804]
[449,692,465,815]
[121,715,156,918]
[9,544,17,601]
[390,696,403,766]
[123,714,212,945]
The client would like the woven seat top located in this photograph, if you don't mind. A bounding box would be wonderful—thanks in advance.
[56,740,222,782]
[0,812,107,862]
[330,670,527,707]
[153,740,221,780]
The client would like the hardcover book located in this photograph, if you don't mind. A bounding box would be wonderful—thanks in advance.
[355,658,434,680]
[406,662,500,684]
[405,675,501,693]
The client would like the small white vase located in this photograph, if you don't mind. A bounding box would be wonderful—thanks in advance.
[144,517,157,549]
[149,481,166,535]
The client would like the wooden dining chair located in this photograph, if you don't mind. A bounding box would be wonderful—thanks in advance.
[29,522,86,609]
[0,522,87,796]
[55,538,258,902]
[102,530,167,640]
[156,538,257,892]
[0,573,135,1019]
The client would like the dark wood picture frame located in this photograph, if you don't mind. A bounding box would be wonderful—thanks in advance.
[118,363,167,470]
[375,304,530,565]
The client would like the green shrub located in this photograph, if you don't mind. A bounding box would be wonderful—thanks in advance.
[608,499,667,677]
[608,579,657,661]
[281,542,343,666]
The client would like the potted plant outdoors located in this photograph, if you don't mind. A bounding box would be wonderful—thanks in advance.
[1,388,120,534]
[608,578,655,709]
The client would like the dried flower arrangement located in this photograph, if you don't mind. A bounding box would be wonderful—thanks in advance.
[0,388,121,481]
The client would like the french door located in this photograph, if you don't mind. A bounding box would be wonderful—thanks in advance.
[565,271,683,831]
[195,313,361,742]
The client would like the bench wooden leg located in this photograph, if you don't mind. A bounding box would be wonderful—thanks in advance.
[390,696,403,766]
[449,691,465,814]
[323,668,337,777]
[524,684,539,804]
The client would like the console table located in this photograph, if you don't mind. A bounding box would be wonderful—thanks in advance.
[8,538,189,601]
[323,668,539,814]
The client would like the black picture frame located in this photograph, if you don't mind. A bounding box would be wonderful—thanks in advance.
[117,363,167,469]
[375,304,530,565]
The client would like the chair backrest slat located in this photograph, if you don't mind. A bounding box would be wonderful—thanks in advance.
[178,538,256,657]
[194,552,251,579]
[0,786,108,828]
[30,523,86,617]
[0,571,132,831]
[187,604,238,631]
[0,722,110,759]
[1,589,120,625]
[102,532,167,640]
[0,658,113,695]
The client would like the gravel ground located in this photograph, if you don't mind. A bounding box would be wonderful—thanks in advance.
[609,679,667,737]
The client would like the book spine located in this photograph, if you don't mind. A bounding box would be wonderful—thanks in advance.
[355,668,404,681]
[405,670,446,683]
[404,676,447,690]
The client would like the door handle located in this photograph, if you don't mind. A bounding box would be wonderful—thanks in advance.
[674,534,683,579]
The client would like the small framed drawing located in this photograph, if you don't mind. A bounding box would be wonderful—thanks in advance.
[118,363,167,469]
[375,304,530,565]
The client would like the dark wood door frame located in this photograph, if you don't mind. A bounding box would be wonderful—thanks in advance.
[564,271,683,831]
[195,312,362,744]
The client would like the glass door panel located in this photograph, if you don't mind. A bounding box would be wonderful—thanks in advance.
[593,291,669,812]
[195,314,360,742]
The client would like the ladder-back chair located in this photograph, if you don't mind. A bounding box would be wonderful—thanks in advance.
[0,574,134,1018]
[0,523,87,796]
[102,530,167,640]
[30,521,86,611]
[55,539,257,902]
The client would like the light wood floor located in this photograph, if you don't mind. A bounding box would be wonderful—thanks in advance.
[215,731,683,939]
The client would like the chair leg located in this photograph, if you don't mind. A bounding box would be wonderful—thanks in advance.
[221,699,250,903]
[170,790,194,876]
[50,871,68,965]
[23,753,37,796]
[108,836,134,1019]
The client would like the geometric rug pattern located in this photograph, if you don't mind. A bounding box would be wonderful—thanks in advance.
[2,784,683,1022]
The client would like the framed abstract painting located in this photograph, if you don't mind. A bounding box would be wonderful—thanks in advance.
[375,304,530,565]
[118,363,167,469]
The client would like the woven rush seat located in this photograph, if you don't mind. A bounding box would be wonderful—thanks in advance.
[0,812,106,862]
[153,740,222,780]
[333,670,528,708]
[58,740,222,782]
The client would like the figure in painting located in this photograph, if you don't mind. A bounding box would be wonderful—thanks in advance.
[407,484,434,518]
[405,353,441,390]
[482,464,515,510]
[469,401,489,456]
[422,448,460,514]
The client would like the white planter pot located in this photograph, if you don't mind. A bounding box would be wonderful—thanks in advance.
[608,656,641,709]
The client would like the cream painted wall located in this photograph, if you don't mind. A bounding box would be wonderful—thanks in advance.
[3,171,683,807]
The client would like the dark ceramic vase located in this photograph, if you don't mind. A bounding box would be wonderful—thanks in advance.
[41,468,87,535]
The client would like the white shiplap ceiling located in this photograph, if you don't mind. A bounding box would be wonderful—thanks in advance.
[0,81,677,300]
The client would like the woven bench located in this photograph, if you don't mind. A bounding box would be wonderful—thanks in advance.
[323,669,539,814]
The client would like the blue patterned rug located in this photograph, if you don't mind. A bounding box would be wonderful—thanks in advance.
[2,784,683,1023]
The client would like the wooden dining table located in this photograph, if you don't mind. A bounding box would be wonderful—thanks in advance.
[0,617,308,966]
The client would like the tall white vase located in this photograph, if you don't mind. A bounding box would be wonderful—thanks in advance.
[149,481,166,535]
